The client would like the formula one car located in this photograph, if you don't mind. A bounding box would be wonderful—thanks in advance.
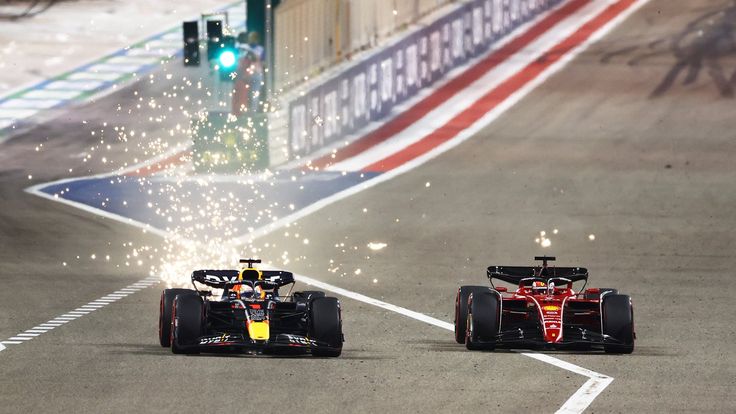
[454,256,634,353]
[158,259,343,356]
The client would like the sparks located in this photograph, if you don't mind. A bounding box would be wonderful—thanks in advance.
[367,242,387,251]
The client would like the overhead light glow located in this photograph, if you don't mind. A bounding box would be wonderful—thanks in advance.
[218,50,236,69]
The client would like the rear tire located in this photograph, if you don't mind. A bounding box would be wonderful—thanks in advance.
[455,286,489,343]
[465,291,500,351]
[602,294,634,354]
[159,288,196,347]
[585,288,618,300]
[293,290,326,303]
[309,297,343,357]
[171,294,203,355]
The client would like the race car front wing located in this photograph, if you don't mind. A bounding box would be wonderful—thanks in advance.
[194,332,337,354]
[476,326,629,350]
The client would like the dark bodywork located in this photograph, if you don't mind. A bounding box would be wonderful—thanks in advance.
[188,269,336,354]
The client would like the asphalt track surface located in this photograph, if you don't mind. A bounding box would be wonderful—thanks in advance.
[1,1,736,412]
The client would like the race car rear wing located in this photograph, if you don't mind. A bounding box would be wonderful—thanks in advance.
[191,269,295,288]
[487,265,588,286]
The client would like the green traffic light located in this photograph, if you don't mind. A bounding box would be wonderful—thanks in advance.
[218,50,237,69]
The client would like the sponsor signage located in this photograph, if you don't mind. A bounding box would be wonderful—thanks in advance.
[288,0,560,159]
[282,334,318,347]
[200,334,238,345]
[248,308,266,321]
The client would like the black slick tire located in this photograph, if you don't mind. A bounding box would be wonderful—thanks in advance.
[159,288,196,347]
[455,286,489,343]
[309,297,343,357]
[602,294,635,354]
[465,291,500,351]
[171,293,203,355]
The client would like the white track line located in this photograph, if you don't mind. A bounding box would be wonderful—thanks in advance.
[295,274,613,414]
[24,144,192,240]
[24,90,81,100]
[525,353,615,413]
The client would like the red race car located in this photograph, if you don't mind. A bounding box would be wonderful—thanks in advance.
[454,256,635,353]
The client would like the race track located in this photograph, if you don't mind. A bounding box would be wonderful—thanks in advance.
[1,0,735,412]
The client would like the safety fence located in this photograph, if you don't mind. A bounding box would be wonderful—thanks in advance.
[274,0,452,91]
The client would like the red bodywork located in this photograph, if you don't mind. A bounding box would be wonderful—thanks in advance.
[494,282,604,344]
[458,257,634,353]
[458,256,635,351]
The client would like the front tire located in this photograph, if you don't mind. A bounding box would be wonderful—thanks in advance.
[159,288,196,347]
[171,294,203,355]
[309,297,343,357]
[465,291,500,351]
[455,286,489,343]
[602,294,634,354]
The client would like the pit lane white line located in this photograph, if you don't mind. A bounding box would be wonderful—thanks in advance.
[295,273,613,414]
[0,276,159,351]
[526,353,615,413]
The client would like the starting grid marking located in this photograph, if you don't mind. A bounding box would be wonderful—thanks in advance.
[0,276,159,349]
[0,2,246,138]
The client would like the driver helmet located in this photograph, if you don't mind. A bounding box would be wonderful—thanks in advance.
[238,284,255,300]
[239,284,267,300]
[254,285,266,300]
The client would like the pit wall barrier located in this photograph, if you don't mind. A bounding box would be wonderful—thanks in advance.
[268,0,563,166]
